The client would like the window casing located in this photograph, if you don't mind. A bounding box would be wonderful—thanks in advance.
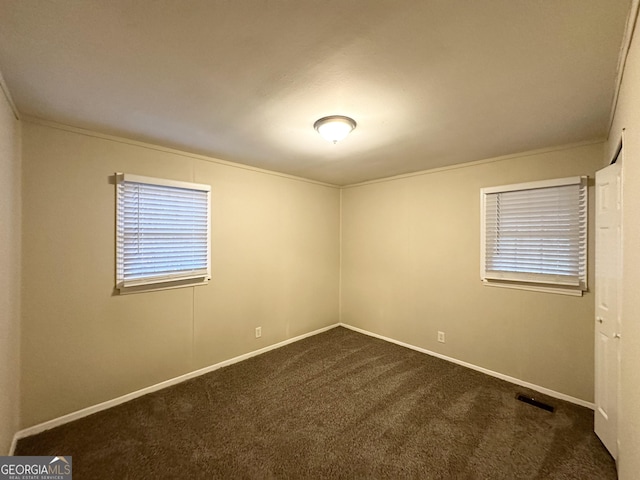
[116,173,211,294]
[480,176,587,296]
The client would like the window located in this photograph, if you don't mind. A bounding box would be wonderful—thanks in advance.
[116,173,211,294]
[480,176,587,296]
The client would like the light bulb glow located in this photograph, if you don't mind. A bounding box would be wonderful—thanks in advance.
[314,116,356,143]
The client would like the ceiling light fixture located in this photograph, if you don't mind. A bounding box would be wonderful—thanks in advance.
[314,115,357,144]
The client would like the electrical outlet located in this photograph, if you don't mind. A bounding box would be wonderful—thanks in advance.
[255,327,262,338]
[437,331,445,343]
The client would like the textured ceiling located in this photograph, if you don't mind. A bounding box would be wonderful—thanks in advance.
[0,1,631,185]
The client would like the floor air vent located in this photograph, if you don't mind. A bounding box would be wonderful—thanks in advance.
[516,393,555,413]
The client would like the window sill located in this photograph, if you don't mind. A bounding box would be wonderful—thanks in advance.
[117,278,210,295]
[482,279,584,297]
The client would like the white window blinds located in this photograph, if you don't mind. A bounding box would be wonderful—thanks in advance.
[116,173,211,292]
[481,176,587,292]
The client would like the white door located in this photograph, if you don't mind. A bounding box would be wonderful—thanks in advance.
[594,160,622,459]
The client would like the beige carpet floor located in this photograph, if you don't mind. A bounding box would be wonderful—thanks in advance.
[16,326,616,479]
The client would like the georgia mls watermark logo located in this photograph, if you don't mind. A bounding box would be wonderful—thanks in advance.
[0,456,72,480]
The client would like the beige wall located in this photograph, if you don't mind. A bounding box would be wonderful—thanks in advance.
[341,143,602,403]
[0,89,21,453]
[605,14,640,479]
[20,121,340,427]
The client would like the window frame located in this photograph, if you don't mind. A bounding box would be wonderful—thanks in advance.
[480,176,588,296]
[115,173,211,294]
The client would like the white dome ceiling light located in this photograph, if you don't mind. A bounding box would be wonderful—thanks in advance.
[314,115,357,144]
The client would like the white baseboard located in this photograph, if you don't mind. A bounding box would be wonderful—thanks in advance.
[11,323,340,451]
[8,435,18,456]
[339,323,595,410]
